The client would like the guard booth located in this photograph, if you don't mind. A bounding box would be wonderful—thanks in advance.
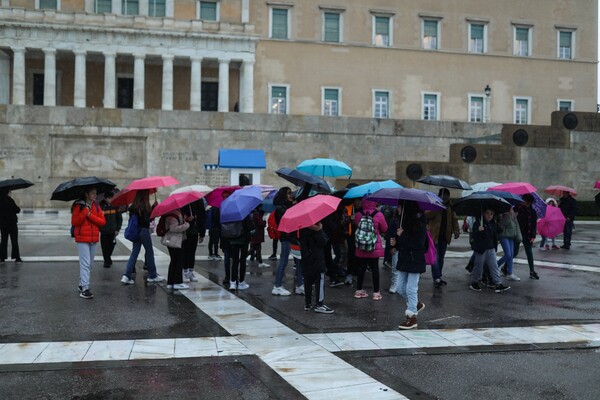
[217,148,266,186]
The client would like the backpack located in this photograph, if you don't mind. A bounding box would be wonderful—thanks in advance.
[124,214,141,242]
[355,211,378,252]
[156,212,177,237]
[267,212,281,240]
[221,220,244,239]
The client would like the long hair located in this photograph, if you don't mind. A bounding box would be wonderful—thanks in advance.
[132,190,151,215]
[273,186,291,206]
[400,201,424,233]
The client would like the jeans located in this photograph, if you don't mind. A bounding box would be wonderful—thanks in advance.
[275,240,291,287]
[471,249,501,285]
[124,228,158,279]
[563,219,573,247]
[78,242,97,291]
[497,238,515,274]
[514,241,535,273]
[390,252,399,291]
[539,236,556,247]
[431,239,448,281]
[396,271,420,317]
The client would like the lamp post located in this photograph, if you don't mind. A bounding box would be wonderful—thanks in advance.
[484,84,491,123]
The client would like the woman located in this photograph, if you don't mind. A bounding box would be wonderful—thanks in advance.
[386,205,401,293]
[498,207,522,281]
[121,190,164,284]
[226,214,254,292]
[71,187,106,299]
[0,189,22,263]
[272,187,296,296]
[181,199,206,282]
[389,201,426,329]
[161,209,190,290]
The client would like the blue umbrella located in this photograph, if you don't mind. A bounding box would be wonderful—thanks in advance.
[476,191,524,206]
[297,158,352,178]
[344,180,403,199]
[220,186,263,223]
[261,189,277,213]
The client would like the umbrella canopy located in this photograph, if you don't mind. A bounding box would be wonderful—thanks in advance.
[461,181,502,197]
[343,180,403,199]
[126,176,180,191]
[296,158,352,177]
[488,182,537,195]
[275,167,331,192]
[171,184,213,195]
[453,193,512,216]
[220,186,263,223]
[262,190,277,213]
[51,176,116,202]
[0,178,34,192]
[278,194,341,233]
[530,192,547,218]
[205,185,241,208]
[545,185,577,197]
[480,191,524,206]
[150,191,206,219]
[537,205,566,239]
[366,188,445,211]
[595,181,600,190]
[110,187,157,207]
[417,175,472,190]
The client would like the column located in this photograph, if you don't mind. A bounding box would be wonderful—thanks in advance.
[11,47,25,105]
[165,0,174,17]
[133,54,145,110]
[103,52,116,109]
[189,56,202,111]
[241,0,249,23]
[218,58,230,112]
[73,50,86,108]
[43,48,56,106]
[0,51,8,104]
[139,0,148,16]
[111,0,120,14]
[161,54,174,111]
[239,60,254,113]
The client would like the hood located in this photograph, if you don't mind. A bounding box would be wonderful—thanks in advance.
[361,199,378,212]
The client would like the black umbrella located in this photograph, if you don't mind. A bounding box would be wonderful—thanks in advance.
[453,193,512,216]
[417,175,472,190]
[275,167,331,192]
[0,178,34,191]
[51,176,117,202]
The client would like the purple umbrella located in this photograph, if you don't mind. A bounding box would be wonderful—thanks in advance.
[530,192,547,218]
[220,186,263,223]
[366,188,446,211]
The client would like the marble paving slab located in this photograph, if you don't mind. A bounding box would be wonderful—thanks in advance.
[83,340,135,362]
[34,341,93,363]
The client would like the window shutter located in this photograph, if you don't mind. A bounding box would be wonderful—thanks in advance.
[471,24,483,39]
[200,2,217,21]
[324,89,338,101]
[560,31,571,47]
[40,0,57,9]
[95,0,111,13]
[150,0,166,16]
[375,17,389,36]
[272,9,288,39]
[424,20,437,37]
[516,28,528,41]
[272,86,286,99]
[324,13,340,42]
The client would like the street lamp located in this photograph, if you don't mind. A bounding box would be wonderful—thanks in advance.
[484,84,491,122]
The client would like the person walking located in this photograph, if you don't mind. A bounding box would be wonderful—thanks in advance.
[558,192,577,250]
[99,190,123,268]
[272,187,295,296]
[299,222,334,313]
[539,198,559,250]
[497,207,522,281]
[121,190,165,285]
[71,187,106,299]
[515,194,539,279]
[181,199,206,282]
[161,209,190,290]
[0,189,22,263]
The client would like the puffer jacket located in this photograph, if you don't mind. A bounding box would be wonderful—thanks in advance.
[160,212,189,248]
[354,199,388,258]
[71,201,106,243]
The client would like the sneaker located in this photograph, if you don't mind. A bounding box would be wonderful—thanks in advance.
[398,315,417,330]
[15,258,23,263]
[314,304,334,314]
[272,286,291,296]
[507,274,521,281]
[469,282,482,292]
[552,245,560,250]
[304,304,312,311]
[329,280,344,288]
[182,271,191,283]
[120,275,134,285]
[187,271,199,282]
[495,284,511,293]
[229,281,237,291]
[440,279,447,285]
[354,290,369,299]
[147,275,165,283]
[539,246,547,251]
[372,292,382,301]
[545,245,550,251]
[238,281,250,290]
[80,289,93,299]
[166,284,173,289]
[417,302,425,313]
[344,275,353,285]
[246,255,252,260]
[389,286,397,294]
[174,283,190,290]
[295,285,305,295]
[382,261,391,269]
[208,255,216,261]
[560,245,570,250]
[103,263,111,268]
[434,279,442,287]
[215,255,223,260]
[529,271,540,280]
[268,254,278,260]
[258,263,271,268]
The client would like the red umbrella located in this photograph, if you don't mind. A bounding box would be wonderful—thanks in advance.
[537,205,566,239]
[488,182,537,195]
[205,185,241,207]
[278,195,341,233]
[111,188,157,207]
[545,185,577,197]
[126,176,179,191]
[150,191,206,219]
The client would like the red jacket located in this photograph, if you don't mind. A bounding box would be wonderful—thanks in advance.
[71,201,106,243]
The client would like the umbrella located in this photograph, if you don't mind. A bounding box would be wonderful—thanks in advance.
[150,191,206,219]
[537,205,566,239]
[417,175,472,190]
[275,167,331,192]
[51,176,116,202]
[488,182,537,195]
[220,186,263,223]
[479,191,524,206]
[296,158,352,178]
[461,181,502,197]
[110,187,157,207]
[0,178,34,192]
[530,192,547,218]
[453,193,512,216]
[545,185,577,197]
[171,184,213,195]
[278,194,341,233]
[126,176,179,191]
[366,188,446,211]
[262,190,277,213]
[595,181,600,190]
[343,180,403,199]
[205,185,241,208]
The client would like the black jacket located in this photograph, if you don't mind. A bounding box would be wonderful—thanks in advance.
[299,228,328,277]
[516,204,537,242]
[181,200,207,237]
[99,200,123,234]
[0,196,20,226]
[471,218,501,254]
[393,217,427,274]
[559,195,577,220]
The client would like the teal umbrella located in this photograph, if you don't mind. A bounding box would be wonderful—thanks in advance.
[297,158,352,178]
[343,180,402,199]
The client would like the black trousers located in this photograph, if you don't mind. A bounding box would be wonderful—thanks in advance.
[346,236,357,275]
[182,233,199,269]
[100,232,116,265]
[249,242,263,262]
[208,230,220,256]
[356,257,380,292]
[167,247,185,285]
[0,223,20,260]
[304,272,324,307]
[229,243,248,283]
[324,241,335,280]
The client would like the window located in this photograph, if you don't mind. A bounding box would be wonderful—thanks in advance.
[373,16,391,47]
[323,12,341,43]
[149,0,166,17]
[270,8,289,39]
[94,0,111,13]
[558,100,573,111]
[514,97,530,124]
[469,23,486,53]
[199,1,218,21]
[322,88,340,116]
[423,20,439,50]
[122,0,139,15]
[422,93,439,120]
[558,30,573,59]
[514,27,531,56]
[39,0,58,10]
[373,90,389,118]
[468,95,485,122]
[270,85,288,114]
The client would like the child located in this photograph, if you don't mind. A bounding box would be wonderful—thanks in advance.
[249,205,270,267]
[539,198,559,250]
[299,222,333,313]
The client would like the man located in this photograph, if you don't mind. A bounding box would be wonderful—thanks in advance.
[515,194,539,279]
[426,188,460,287]
[558,192,577,250]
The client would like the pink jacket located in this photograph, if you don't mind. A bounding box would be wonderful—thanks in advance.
[354,199,388,258]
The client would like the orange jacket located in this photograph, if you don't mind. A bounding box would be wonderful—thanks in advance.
[71,201,106,243]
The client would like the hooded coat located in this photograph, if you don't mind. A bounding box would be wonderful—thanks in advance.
[71,200,106,243]
[354,199,388,258]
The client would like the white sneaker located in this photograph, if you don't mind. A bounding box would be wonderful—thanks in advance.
[238,281,250,290]
[147,275,165,283]
[208,255,216,260]
[229,281,237,291]
[295,285,305,295]
[272,286,291,296]
[507,274,521,281]
[173,283,189,290]
[120,275,134,285]
[258,263,271,268]
[187,271,198,282]
[166,284,173,289]
[182,270,191,283]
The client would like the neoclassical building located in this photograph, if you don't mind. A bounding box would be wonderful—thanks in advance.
[0,0,597,124]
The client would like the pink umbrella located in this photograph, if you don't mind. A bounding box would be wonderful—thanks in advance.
[594,181,600,189]
[489,182,537,195]
[150,191,206,219]
[111,187,157,207]
[126,176,180,191]
[537,205,566,239]
[278,194,341,233]
[545,185,577,197]
[205,185,241,207]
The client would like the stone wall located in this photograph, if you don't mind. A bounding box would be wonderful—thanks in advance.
[0,105,597,208]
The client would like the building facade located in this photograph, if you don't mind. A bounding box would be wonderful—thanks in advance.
[0,0,597,124]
